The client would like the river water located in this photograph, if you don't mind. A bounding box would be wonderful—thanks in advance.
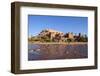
[28,43,88,61]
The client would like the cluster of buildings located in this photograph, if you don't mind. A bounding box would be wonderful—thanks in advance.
[36,29,87,42]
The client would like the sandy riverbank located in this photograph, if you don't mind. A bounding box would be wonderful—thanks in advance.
[29,42,87,45]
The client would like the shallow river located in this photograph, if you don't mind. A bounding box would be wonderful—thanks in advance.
[28,43,88,61]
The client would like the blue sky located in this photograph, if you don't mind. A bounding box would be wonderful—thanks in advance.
[28,15,88,37]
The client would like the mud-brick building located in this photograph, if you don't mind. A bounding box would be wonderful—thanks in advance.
[38,29,64,40]
[64,32,74,39]
[37,29,86,42]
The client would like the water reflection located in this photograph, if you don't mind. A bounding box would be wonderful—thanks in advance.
[28,44,42,60]
[28,43,88,60]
